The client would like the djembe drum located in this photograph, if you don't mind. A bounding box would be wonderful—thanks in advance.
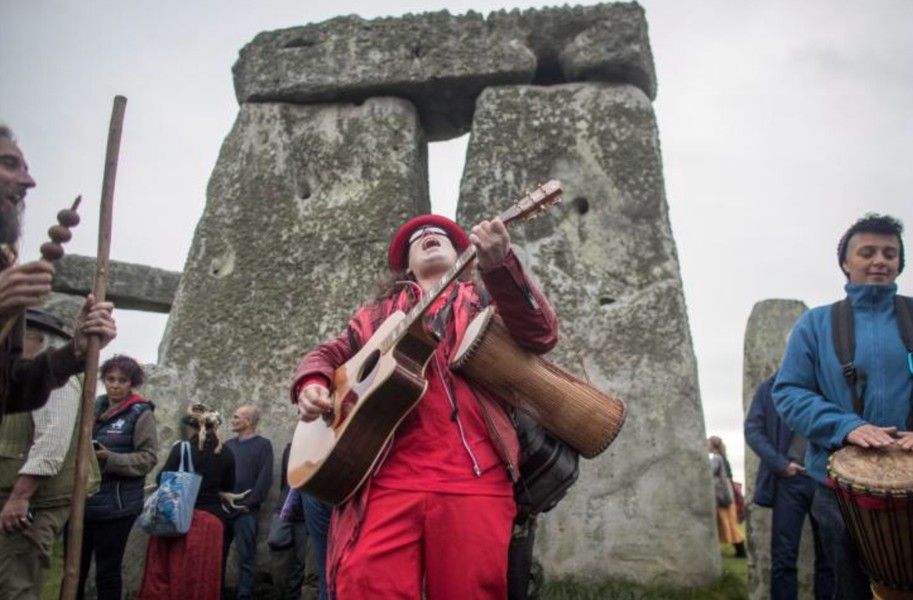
[827,446,913,599]
[450,307,626,458]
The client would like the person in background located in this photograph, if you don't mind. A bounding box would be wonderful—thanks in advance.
[137,403,235,600]
[301,495,330,600]
[76,354,158,600]
[0,309,101,599]
[280,488,330,600]
[223,404,273,600]
[708,435,746,559]
[745,371,833,600]
[268,442,318,600]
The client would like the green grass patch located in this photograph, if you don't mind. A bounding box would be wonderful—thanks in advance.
[536,542,748,600]
[41,537,64,600]
[538,569,746,600]
[41,535,748,599]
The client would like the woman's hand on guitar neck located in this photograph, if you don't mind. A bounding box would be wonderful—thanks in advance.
[297,383,332,422]
[471,218,510,272]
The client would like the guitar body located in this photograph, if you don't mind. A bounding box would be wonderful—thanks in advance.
[288,311,438,505]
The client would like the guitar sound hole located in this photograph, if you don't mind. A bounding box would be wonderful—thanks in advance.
[358,350,381,383]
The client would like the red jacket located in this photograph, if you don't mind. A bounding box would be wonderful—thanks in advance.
[290,249,558,470]
[290,250,558,581]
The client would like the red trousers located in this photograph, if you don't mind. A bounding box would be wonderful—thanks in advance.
[136,509,224,600]
[335,486,515,599]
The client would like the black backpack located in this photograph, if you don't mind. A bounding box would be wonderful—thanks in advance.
[831,294,913,428]
[513,411,580,523]
[508,412,579,600]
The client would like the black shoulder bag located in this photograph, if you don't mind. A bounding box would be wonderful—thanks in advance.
[508,412,580,600]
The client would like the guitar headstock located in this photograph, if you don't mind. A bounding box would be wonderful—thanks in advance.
[500,180,563,226]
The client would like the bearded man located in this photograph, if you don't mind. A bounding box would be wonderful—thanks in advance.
[0,125,117,420]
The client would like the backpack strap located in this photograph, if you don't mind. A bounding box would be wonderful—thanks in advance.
[895,295,913,356]
[831,298,865,416]
[895,295,913,429]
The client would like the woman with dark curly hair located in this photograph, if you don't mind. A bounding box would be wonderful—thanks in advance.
[75,355,159,600]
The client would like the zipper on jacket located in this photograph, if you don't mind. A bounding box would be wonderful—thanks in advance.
[434,354,482,477]
[474,386,519,483]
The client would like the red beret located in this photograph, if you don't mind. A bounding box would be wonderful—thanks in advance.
[387,214,471,272]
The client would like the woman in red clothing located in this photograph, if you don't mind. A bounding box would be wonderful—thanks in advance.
[137,404,235,600]
[292,215,558,599]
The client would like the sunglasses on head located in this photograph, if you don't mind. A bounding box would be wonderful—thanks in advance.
[407,226,449,245]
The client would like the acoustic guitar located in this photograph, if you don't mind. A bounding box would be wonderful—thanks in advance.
[287,181,563,505]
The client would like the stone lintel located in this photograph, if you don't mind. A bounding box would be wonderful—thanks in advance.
[232,3,656,140]
[51,254,181,313]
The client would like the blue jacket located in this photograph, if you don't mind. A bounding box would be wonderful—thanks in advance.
[744,373,792,507]
[773,283,912,483]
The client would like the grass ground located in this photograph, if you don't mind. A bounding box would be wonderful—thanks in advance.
[41,539,64,600]
[535,545,747,600]
[42,536,748,599]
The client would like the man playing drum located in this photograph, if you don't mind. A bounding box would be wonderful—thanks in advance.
[774,213,913,599]
[291,214,558,598]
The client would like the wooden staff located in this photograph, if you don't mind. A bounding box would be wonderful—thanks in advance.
[62,95,126,600]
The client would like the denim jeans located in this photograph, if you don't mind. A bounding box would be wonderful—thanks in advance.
[770,475,833,600]
[303,494,331,600]
[810,482,871,600]
[224,512,259,599]
[289,520,319,600]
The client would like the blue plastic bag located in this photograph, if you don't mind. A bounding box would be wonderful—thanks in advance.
[138,441,202,536]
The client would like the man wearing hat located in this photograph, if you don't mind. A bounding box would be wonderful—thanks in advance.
[292,214,558,598]
[0,308,101,598]
[774,213,913,599]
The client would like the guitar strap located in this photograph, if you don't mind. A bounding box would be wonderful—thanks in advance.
[428,285,460,342]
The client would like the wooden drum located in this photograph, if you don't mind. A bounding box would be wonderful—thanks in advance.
[450,307,626,458]
[828,446,913,598]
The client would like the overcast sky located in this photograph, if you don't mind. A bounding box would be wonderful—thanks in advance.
[3,0,912,483]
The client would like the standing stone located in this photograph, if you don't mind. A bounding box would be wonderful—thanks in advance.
[158,98,429,519]
[39,292,86,327]
[458,82,719,587]
[742,299,816,599]
[120,3,699,592]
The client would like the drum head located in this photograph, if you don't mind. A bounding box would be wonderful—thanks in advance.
[828,445,913,493]
[451,307,493,369]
